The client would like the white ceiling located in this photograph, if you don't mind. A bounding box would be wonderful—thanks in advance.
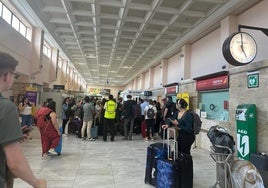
[12,0,261,86]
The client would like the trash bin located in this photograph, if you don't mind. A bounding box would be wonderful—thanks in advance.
[235,104,257,161]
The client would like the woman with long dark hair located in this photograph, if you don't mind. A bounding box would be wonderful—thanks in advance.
[38,100,60,158]
[18,97,33,127]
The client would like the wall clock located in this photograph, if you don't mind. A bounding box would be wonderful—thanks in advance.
[222,32,257,66]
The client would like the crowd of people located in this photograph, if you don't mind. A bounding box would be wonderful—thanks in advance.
[0,50,195,188]
[58,94,178,143]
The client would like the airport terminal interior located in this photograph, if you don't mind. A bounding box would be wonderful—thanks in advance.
[14,128,216,188]
[1,0,268,187]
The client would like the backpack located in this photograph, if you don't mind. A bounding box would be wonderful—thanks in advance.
[147,107,155,119]
[188,110,202,135]
[207,125,235,153]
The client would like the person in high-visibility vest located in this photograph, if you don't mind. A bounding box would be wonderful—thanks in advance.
[103,94,117,142]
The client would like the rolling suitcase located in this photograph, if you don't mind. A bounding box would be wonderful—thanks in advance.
[91,125,98,139]
[177,152,193,188]
[141,120,147,138]
[145,129,167,186]
[156,128,179,188]
[55,127,63,155]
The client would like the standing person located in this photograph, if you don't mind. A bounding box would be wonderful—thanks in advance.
[103,94,117,142]
[144,99,157,141]
[81,96,95,141]
[18,97,33,127]
[38,100,61,158]
[122,95,136,140]
[154,101,162,135]
[162,96,175,121]
[0,51,47,188]
[94,99,101,127]
[61,97,70,136]
[162,98,195,154]
[115,97,123,134]
[98,98,106,136]
[140,98,149,121]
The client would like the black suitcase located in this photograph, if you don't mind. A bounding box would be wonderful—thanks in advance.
[250,153,268,187]
[177,152,193,188]
[145,142,167,186]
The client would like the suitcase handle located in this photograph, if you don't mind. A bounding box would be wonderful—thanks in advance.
[167,128,178,160]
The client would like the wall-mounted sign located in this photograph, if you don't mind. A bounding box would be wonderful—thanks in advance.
[53,85,65,90]
[88,88,110,95]
[247,71,259,88]
[163,83,178,95]
[165,86,178,94]
[196,75,229,91]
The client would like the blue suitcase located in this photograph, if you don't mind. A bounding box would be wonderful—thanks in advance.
[156,129,179,188]
[145,142,167,186]
[156,128,193,188]
[55,127,63,155]
[156,158,179,188]
[91,125,98,139]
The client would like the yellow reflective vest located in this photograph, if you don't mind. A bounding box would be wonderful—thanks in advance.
[104,100,117,119]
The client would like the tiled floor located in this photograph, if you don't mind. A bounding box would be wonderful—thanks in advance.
[14,128,217,188]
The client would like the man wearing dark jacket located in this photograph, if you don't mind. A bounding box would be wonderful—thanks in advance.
[122,95,136,140]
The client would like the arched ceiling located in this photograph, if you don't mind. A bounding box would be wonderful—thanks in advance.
[11,0,261,86]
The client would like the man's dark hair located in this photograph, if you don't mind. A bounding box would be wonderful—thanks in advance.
[109,94,113,100]
[0,51,19,76]
[84,96,90,103]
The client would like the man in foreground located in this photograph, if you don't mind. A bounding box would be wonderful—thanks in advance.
[0,51,47,188]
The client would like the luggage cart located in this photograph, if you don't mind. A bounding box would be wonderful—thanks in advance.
[210,145,234,188]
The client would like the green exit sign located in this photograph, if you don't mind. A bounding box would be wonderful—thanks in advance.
[247,73,259,88]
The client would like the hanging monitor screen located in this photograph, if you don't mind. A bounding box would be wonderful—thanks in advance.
[144,91,152,96]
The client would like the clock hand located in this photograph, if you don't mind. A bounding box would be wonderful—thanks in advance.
[240,33,247,58]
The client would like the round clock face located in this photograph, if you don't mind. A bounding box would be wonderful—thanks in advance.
[222,32,257,66]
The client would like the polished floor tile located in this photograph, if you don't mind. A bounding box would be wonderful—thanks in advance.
[14,128,217,188]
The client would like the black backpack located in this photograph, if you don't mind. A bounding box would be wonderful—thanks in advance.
[147,107,155,119]
[188,110,202,135]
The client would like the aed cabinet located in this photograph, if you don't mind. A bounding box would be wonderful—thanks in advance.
[235,104,257,161]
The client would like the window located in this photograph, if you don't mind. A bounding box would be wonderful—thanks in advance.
[19,22,26,36]
[0,1,31,40]
[2,5,11,24]
[0,2,3,16]
[58,58,62,68]
[11,15,20,31]
[200,90,229,121]
[43,42,51,58]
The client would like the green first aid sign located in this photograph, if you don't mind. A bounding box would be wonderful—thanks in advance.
[247,73,259,88]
